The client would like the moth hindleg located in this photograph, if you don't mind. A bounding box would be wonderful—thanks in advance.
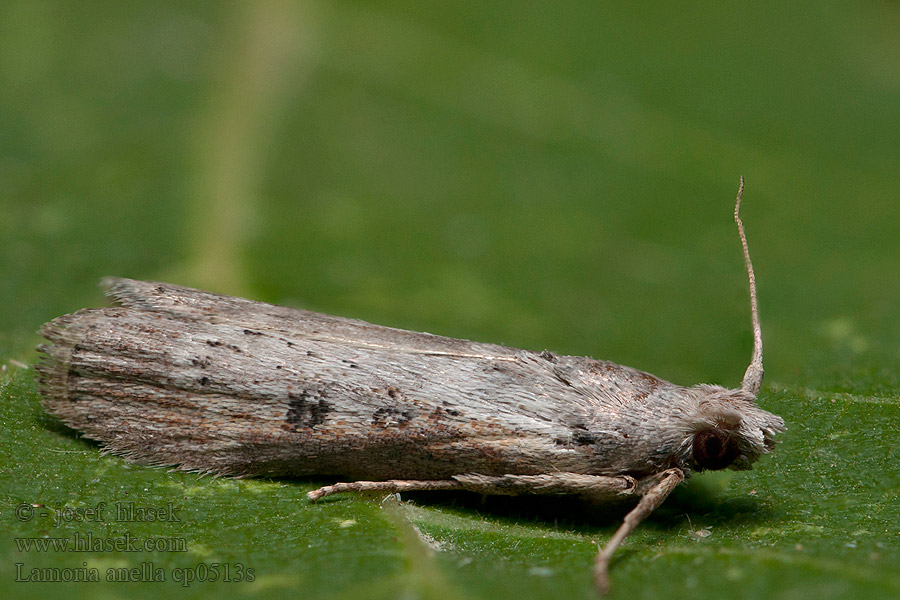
[306,472,639,502]
[306,479,463,501]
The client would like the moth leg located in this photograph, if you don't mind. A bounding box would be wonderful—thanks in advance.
[307,479,463,501]
[307,472,639,502]
[593,468,684,595]
[451,472,637,498]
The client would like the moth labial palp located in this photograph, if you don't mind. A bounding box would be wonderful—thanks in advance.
[36,178,783,595]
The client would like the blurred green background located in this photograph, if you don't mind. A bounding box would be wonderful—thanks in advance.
[1,2,898,599]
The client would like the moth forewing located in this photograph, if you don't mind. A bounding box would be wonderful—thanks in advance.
[36,178,783,595]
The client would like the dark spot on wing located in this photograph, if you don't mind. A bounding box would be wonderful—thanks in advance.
[440,400,461,416]
[286,389,331,429]
[570,423,597,445]
[372,406,415,427]
[553,367,573,387]
[206,339,242,353]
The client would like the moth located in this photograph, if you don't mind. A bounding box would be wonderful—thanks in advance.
[37,179,783,594]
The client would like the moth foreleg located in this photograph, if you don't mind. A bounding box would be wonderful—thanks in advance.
[593,468,685,595]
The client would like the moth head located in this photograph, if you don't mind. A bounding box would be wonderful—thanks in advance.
[683,179,783,472]
[683,385,784,472]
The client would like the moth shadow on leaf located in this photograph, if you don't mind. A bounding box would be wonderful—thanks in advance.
[36,408,89,440]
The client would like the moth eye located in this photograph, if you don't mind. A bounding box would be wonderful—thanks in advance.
[692,427,739,471]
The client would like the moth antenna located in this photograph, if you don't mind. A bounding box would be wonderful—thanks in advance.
[734,176,764,395]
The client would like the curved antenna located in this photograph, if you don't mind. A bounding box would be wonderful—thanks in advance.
[734,176,764,395]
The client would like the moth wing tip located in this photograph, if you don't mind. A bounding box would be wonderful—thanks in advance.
[100,276,135,296]
[99,277,161,308]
